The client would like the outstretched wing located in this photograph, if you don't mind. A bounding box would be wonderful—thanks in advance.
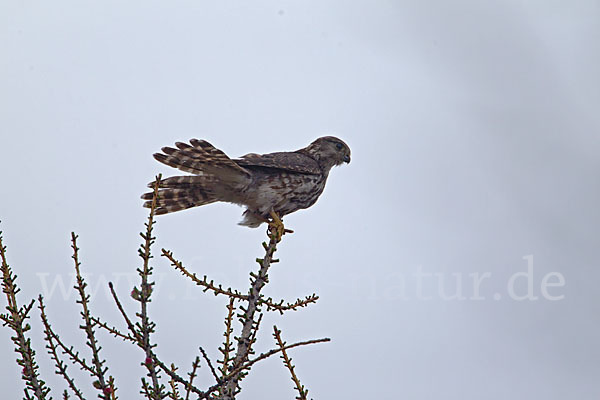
[235,151,321,175]
[154,139,252,186]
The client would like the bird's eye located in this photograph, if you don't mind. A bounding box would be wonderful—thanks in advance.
[336,143,343,150]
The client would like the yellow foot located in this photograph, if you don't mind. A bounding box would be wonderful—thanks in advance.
[268,210,294,242]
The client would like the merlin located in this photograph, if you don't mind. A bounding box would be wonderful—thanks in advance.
[141,136,351,228]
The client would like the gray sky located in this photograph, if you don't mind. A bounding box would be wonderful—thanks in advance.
[1,1,599,399]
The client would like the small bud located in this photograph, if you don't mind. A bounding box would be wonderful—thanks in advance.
[93,380,102,389]
[144,357,153,367]
[103,386,113,394]
[131,287,141,301]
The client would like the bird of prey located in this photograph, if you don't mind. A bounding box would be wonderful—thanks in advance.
[141,136,350,230]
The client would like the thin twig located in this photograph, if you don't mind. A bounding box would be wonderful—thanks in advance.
[260,294,319,314]
[90,316,137,343]
[137,174,166,399]
[125,335,323,400]
[150,354,206,398]
[228,336,330,384]
[185,357,201,400]
[199,346,220,383]
[38,295,85,400]
[107,376,117,399]
[38,299,95,376]
[273,326,308,400]
[202,336,331,399]
[71,232,113,398]
[107,282,141,343]
[108,264,205,397]
[161,250,246,300]
[0,228,50,399]
[167,364,183,400]
[218,298,235,380]
[162,249,318,313]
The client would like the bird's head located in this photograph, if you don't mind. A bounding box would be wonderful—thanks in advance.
[303,136,351,171]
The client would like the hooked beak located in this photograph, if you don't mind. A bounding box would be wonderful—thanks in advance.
[343,155,351,163]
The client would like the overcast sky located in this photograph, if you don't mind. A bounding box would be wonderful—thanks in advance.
[1,1,599,399]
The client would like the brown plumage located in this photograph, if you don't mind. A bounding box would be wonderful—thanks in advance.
[141,136,351,227]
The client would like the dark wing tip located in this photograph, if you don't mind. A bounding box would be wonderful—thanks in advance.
[153,152,167,162]
[142,201,168,215]
[175,141,192,150]
[190,139,212,149]
[161,146,178,155]
[146,180,160,188]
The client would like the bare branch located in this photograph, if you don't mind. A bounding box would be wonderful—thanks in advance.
[136,174,167,399]
[149,354,206,398]
[199,346,220,383]
[90,316,136,343]
[167,364,183,400]
[38,295,85,400]
[0,227,51,399]
[219,229,279,399]
[217,298,235,379]
[261,294,319,314]
[38,297,95,376]
[161,250,246,300]
[184,357,201,400]
[203,336,330,399]
[273,326,308,400]
[71,232,114,398]
[162,249,318,314]
[107,282,140,343]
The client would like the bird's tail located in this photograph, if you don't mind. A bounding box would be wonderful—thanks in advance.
[141,176,220,215]
[142,139,252,215]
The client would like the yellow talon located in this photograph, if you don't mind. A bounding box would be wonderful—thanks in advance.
[268,210,293,242]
